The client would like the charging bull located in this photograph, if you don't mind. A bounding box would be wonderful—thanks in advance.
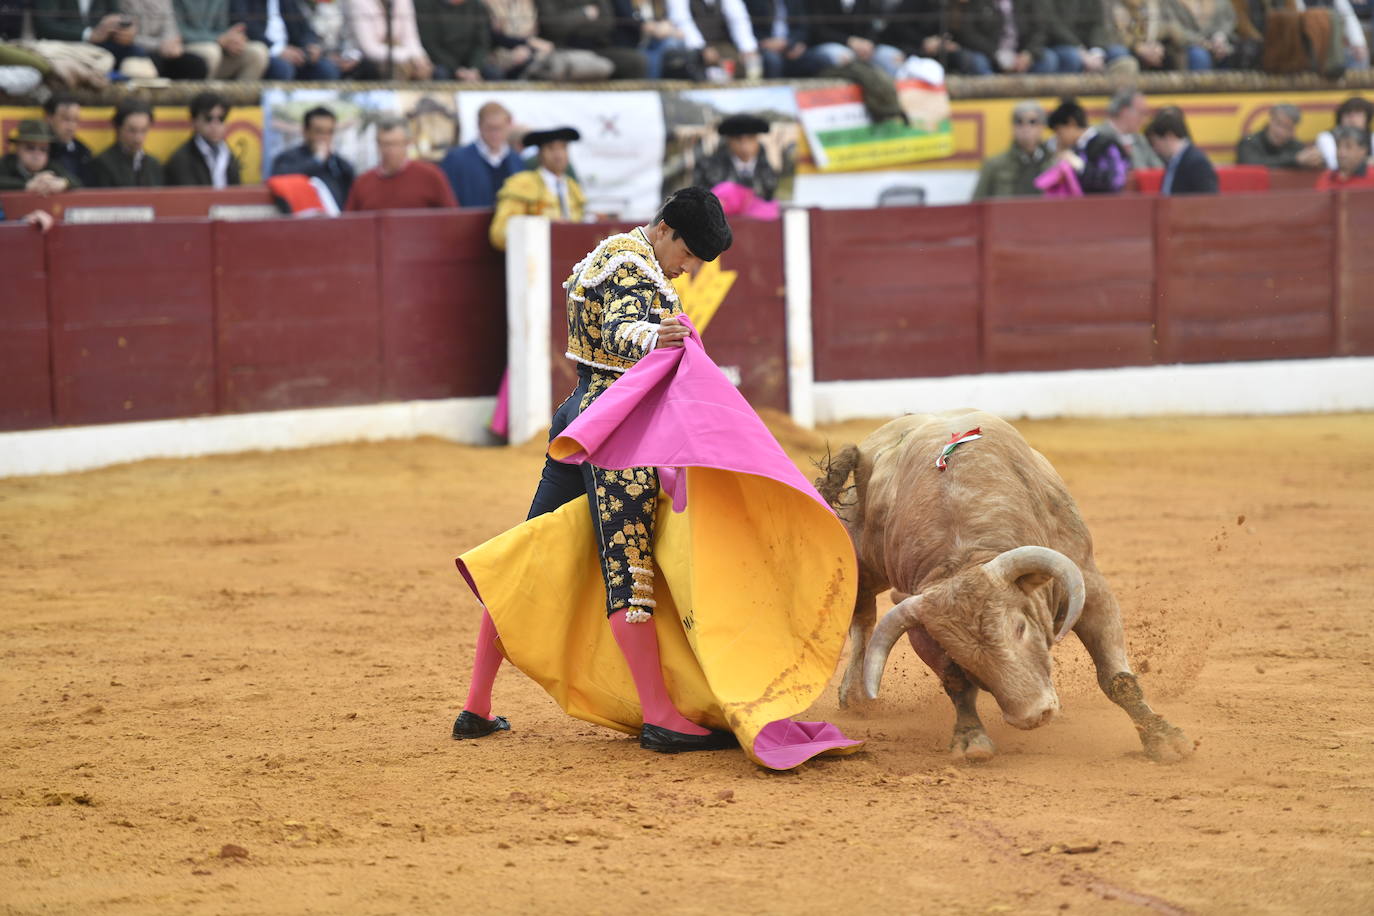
[816,409,1193,763]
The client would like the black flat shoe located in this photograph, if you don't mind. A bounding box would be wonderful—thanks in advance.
[639,723,737,753]
[452,710,511,740]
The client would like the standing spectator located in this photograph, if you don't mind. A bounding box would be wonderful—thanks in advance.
[807,0,906,75]
[269,106,355,208]
[664,0,760,79]
[175,0,270,78]
[1047,97,1129,194]
[230,0,339,78]
[416,0,494,79]
[946,0,1053,75]
[347,0,434,78]
[115,0,211,78]
[1236,103,1324,169]
[1315,125,1374,188]
[1158,0,1238,70]
[745,0,826,77]
[1095,87,1164,169]
[45,94,94,186]
[1042,0,1135,73]
[488,126,583,249]
[693,113,779,200]
[483,0,555,77]
[346,117,458,211]
[0,120,81,193]
[535,0,648,77]
[1146,106,1217,194]
[1315,96,1373,169]
[440,101,524,208]
[971,101,1050,200]
[165,92,242,188]
[91,100,163,187]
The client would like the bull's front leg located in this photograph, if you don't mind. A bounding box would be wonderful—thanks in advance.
[1075,577,1195,763]
[908,624,995,762]
[838,589,878,710]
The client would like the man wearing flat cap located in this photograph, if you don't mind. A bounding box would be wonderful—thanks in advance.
[0,120,81,194]
[693,112,779,202]
[455,187,742,754]
[489,125,587,250]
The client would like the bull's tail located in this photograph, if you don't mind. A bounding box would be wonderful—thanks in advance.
[814,444,861,510]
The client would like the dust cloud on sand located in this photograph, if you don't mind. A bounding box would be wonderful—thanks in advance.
[1,414,1372,914]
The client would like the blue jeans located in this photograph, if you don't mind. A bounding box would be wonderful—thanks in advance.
[1041,44,1083,72]
[264,55,342,80]
[1185,44,1213,71]
[812,41,905,77]
[642,35,687,80]
[958,49,994,75]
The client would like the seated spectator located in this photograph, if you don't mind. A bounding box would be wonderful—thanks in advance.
[483,0,555,78]
[165,92,242,188]
[230,0,339,79]
[946,0,1052,75]
[745,0,827,77]
[1047,97,1128,194]
[416,0,495,80]
[346,117,458,211]
[348,0,434,78]
[489,126,584,250]
[17,5,116,88]
[91,100,163,187]
[175,0,269,78]
[269,106,355,209]
[1108,0,1173,71]
[693,113,779,201]
[535,0,648,77]
[113,0,211,78]
[1158,0,1240,70]
[614,0,691,79]
[0,120,81,193]
[307,0,372,76]
[664,0,761,79]
[971,101,1050,200]
[1146,106,1217,194]
[1301,0,1370,69]
[880,0,955,69]
[31,0,133,79]
[1316,96,1374,169]
[1237,103,1324,169]
[1096,87,1164,169]
[1042,0,1135,74]
[807,0,905,76]
[1316,124,1374,188]
[440,101,524,208]
[45,94,94,186]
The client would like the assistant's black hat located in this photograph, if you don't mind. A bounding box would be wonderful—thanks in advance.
[656,187,732,262]
[522,126,580,147]
[717,113,770,137]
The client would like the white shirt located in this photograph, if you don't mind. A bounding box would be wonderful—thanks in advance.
[477,140,510,169]
[265,0,290,55]
[731,154,756,179]
[539,167,569,219]
[194,135,232,189]
[664,0,758,54]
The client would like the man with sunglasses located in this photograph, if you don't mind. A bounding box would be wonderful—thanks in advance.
[972,100,1051,200]
[165,91,242,188]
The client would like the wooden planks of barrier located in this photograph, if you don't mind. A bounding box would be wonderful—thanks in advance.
[0,225,52,431]
[1335,188,1374,357]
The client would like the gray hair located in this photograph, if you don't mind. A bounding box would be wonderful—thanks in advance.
[376,115,409,136]
[1332,124,1368,146]
[1271,103,1301,124]
[1011,101,1045,123]
[1107,88,1143,117]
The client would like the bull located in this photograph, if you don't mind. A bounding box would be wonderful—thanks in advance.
[816,409,1193,763]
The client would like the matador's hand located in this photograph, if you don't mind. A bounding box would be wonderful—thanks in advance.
[655,316,689,349]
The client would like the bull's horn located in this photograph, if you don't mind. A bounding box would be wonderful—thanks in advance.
[983,546,1086,643]
[862,595,925,700]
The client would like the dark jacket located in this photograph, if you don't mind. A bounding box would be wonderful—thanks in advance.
[743,0,812,44]
[229,0,321,47]
[414,0,491,71]
[1164,141,1218,194]
[50,137,95,186]
[537,0,616,49]
[1235,129,1307,168]
[164,137,242,186]
[1075,128,1129,193]
[693,144,780,200]
[808,0,882,45]
[1043,0,1108,48]
[439,141,524,209]
[971,143,1049,200]
[33,0,115,40]
[269,143,355,207]
[90,145,164,187]
[947,0,1046,59]
[0,152,81,190]
[880,0,942,53]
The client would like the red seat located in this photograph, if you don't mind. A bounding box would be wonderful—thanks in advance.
[1135,167,1163,193]
[1216,165,1271,192]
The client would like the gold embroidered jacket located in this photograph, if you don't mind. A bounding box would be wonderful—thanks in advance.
[563,228,683,374]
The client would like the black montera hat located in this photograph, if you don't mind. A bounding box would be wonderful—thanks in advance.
[717,113,770,137]
[523,126,580,147]
[658,187,732,262]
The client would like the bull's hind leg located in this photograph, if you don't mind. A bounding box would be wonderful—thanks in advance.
[908,625,995,762]
[1075,574,1194,763]
[838,589,878,710]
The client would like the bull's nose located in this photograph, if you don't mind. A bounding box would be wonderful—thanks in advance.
[1005,703,1059,730]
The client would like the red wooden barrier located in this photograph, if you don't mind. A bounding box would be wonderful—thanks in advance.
[46,221,216,425]
[0,225,52,431]
[983,196,1156,371]
[377,210,505,400]
[0,187,274,220]
[1336,188,1374,356]
[810,205,982,381]
[214,215,382,412]
[1155,191,1334,363]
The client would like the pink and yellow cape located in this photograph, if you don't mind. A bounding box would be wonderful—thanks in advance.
[456,318,861,769]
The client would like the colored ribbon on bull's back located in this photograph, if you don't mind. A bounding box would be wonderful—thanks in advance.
[455,317,862,769]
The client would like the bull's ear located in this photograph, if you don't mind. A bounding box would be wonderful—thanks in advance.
[1014,572,1053,596]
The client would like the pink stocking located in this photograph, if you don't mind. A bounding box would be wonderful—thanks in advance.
[608,609,709,735]
[462,610,503,720]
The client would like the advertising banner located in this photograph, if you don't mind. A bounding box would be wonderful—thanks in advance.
[795,78,953,172]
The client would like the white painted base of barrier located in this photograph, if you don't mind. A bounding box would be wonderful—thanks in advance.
[0,397,497,478]
[811,357,1374,423]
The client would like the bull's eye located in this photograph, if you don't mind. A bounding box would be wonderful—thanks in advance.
[1015,620,1027,640]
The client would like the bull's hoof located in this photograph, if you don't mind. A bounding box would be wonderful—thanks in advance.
[838,677,876,713]
[951,728,996,762]
[1140,719,1195,764]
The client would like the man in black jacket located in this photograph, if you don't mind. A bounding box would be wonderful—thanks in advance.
[947,0,1054,74]
[164,91,242,188]
[1146,107,1218,195]
[535,0,647,77]
[743,0,827,76]
[45,93,95,186]
[807,0,905,74]
[268,106,355,208]
[91,100,164,187]
[228,0,337,78]
[415,0,494,80]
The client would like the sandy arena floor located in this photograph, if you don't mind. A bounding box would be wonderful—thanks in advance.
[1,412,1372,915]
